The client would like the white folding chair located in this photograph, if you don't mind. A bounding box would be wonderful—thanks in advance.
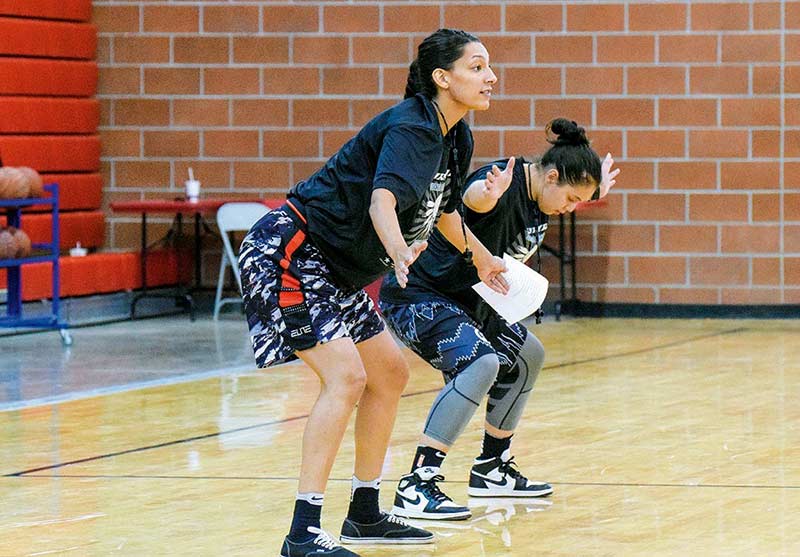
[213,202,270,320]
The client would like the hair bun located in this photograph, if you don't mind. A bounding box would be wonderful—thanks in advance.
[546,118,589,147]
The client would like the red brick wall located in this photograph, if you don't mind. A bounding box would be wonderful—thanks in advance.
[95,1,800,305]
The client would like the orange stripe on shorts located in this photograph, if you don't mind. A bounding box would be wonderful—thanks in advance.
[278,229,306,308]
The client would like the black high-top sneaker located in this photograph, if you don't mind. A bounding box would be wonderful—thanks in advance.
[468,449,553,497]
[391,466,471,520]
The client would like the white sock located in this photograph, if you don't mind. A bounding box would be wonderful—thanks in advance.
[352,475,381,490]
[296,492,324,506]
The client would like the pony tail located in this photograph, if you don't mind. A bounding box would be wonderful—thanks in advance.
[404,59,422,99]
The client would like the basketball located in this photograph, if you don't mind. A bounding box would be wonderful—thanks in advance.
[10,227,32,257]
[0,167,30,199]
[18,167,44,198]
[0,227,16,259]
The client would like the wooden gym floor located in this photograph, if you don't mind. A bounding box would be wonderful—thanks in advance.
[1,315,799,556]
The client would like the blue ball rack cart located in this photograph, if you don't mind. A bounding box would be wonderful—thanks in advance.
[0,183,71,345]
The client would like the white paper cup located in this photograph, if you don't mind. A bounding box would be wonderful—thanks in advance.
[69,245,87,257]
[185,179,200,202]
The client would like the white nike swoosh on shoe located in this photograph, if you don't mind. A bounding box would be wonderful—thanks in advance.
[397,491,463,511]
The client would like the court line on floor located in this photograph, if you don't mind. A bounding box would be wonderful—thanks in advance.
[0,363,261,413]
[7,474,800,491]
[3,413,309,477]
[544,326,747,370]
[3,327,746,478]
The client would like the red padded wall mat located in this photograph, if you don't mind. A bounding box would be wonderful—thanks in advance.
[0,59,98,97]
[0,210,105,249]
[18,174,104,212]
[0,250,183,301]
[0,0,91,22]
[0,18,96,59]
[0,135,101,171]
[0,98,100,134]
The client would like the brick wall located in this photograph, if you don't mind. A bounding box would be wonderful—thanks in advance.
[95,1,800,305]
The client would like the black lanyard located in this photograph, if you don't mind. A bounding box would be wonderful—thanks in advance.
[432,99,473,266]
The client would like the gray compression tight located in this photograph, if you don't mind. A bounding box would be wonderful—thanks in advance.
[423,333,545,447]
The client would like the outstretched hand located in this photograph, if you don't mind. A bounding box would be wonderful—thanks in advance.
[392,240,428,288]
[481,157,516,201]
[599,153,619,199]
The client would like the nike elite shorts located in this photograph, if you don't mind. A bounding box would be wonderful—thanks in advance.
[239,206,384,368]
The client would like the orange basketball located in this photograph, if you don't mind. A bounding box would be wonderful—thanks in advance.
[0,167,30,199]
[10,227,32,257]
[0,168,11,198]
[18,167,44,198]
[0,227,16,259]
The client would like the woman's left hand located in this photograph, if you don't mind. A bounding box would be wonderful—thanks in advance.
[599,153,620,198]
[476,255,509,295]
[482,157,515,201]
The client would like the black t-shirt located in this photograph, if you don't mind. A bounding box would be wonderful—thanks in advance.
[380,157,549,320]
[285,93,473,290]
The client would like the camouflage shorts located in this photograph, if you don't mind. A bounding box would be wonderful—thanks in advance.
[238,206,384,368]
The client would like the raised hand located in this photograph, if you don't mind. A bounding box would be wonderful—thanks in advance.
[481,156,516,201]
[599,153,619,199]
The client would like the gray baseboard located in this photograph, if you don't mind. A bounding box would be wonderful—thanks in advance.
[567,301,800,319]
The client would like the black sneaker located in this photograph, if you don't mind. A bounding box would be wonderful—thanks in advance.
[340,512,434,545]
[391,466,471,520]
[280,526,360,557]
[467,449,553,497]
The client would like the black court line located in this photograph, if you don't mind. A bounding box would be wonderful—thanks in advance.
[7,474,800,492]
[544,325,747,371]
[733,326,800,333]
[4,414,305,477]
[3,327,746,478]
[541,480,800,490]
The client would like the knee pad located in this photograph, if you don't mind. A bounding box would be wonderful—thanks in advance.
[512,333,544,390]
[486,334,544,431]
[422,354,500,446]
[452,353,501,403]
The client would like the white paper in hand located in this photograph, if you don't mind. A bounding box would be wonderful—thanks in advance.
[472,254,549,324]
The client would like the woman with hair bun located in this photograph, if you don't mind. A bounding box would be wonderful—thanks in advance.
[380,118,619,521]
[239,28,507,557]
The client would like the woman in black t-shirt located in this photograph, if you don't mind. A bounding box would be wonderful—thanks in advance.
[238,29,509,557]
[380,119,619,521]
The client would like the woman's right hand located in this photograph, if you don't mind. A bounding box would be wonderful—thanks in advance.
[391,240,428,288]
[599,153,619,199]
[475,254,509,295]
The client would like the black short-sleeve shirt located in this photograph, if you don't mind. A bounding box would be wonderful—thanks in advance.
[380,157,549,320]
[285,93,473,290]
